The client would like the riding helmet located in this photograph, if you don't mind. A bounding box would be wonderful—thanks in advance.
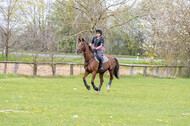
[96,30,102,35]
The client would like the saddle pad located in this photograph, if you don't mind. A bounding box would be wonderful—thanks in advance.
[95,55,108,63]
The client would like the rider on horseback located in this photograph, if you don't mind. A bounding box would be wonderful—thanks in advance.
[90,30,104,70]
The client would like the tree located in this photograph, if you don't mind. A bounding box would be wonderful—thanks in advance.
[20,0,51,75]
[53,0,138,52]
[0,0,23,73]
[141,0,190,76]
[46,23,59,76]
[105,15,145,55]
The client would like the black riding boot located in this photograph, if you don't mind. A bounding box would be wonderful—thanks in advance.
[99,57,103,70]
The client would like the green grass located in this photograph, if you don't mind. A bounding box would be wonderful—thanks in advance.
[0,54,158,65]
[0,74,189,126]
[0,54,84,63]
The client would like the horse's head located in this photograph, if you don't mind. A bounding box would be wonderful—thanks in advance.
[76,38,86,54]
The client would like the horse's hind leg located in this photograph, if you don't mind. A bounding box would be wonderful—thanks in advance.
[91,71,98,91]
[107,70,113,92]
[96,73,104,95]
[83,71,90,90]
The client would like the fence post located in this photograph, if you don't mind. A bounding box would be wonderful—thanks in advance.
[178,66,182,76]
[70,64,73,76]
[14,63,18,74]
[33,63,38,76]
[143,67,147,76]
[166,66,170,77]
[130,66,134,76]
[3,62,7,74]
[52,63,56,76]
[156,67,159,76]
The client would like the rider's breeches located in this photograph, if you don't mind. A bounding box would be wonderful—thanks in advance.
[96,49,103,61]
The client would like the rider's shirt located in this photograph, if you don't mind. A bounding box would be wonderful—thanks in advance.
[91,36,104,50]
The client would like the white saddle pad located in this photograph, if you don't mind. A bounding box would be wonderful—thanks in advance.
[95,55,108,63]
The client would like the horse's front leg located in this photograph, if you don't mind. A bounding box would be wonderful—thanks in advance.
[107,69,113,92]
[91,71,98,91]
[96,73,104,95]
[83,71,90,90]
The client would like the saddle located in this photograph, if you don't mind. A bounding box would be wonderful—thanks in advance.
[95,55,108,63]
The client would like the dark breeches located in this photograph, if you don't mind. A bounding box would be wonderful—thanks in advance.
[96,49,103,61]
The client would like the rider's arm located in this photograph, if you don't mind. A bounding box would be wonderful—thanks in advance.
[90,37,95,46]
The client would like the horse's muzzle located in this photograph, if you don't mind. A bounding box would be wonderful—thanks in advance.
[76,49,81,54]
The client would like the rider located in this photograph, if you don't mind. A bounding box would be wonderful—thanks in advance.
[90,30,104,70]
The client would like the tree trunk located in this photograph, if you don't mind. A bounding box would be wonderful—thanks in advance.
[50,56,56,76]
[51,63,56,76]
[33,62,38,76]
[2,48,5,58]
[4,8,10,74]
[188,48,190,76]
[3,39,9,74]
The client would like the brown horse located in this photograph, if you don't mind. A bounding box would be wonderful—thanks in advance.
[76,38,119,94]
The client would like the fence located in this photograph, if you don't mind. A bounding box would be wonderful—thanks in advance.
[0,61,188,77]
[119,63,187,77]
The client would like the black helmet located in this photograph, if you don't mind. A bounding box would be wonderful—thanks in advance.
[96,30,102,35]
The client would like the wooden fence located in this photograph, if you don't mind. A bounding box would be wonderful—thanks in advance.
[119,63,187,76]
[0,61,188,76]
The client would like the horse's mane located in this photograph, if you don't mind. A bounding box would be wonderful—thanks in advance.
[88,44,94,53]
[84,42,94,53]
[80,38,94,53]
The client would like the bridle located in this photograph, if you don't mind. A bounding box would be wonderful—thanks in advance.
[81,42,91,54]
[80,42,95,67]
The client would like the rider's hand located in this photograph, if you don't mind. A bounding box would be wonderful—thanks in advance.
[89,43,92,46]
[93,49,97,53]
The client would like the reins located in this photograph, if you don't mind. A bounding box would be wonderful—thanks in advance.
[82,42,95,67]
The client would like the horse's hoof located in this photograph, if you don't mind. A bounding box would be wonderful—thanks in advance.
[107,85,110,92]
[107,88,110,92]
[96,91,100,95]
[87,86,90,90]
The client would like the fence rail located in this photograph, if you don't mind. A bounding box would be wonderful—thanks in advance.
[0,61,188,76]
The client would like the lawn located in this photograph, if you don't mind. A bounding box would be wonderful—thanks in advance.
[0,53,155,65]
[0,74,189,126]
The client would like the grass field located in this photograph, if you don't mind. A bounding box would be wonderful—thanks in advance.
[0,53,157,65]
[0,74,189,126]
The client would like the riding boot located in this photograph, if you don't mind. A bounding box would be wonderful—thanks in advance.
[99,57,103,70]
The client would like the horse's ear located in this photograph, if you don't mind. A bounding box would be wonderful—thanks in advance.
[81,38,85,42]
[78,38,81,42]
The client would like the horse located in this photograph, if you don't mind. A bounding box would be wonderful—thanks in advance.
[76,38,119,94]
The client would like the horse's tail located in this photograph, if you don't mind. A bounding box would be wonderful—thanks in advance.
[114,58,119,79]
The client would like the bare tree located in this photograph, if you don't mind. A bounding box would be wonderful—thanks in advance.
[0,25,5,57]
[55,0,138,41]
[0,0,22,73]
[20,0,50,75]
[46,23,58,76]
